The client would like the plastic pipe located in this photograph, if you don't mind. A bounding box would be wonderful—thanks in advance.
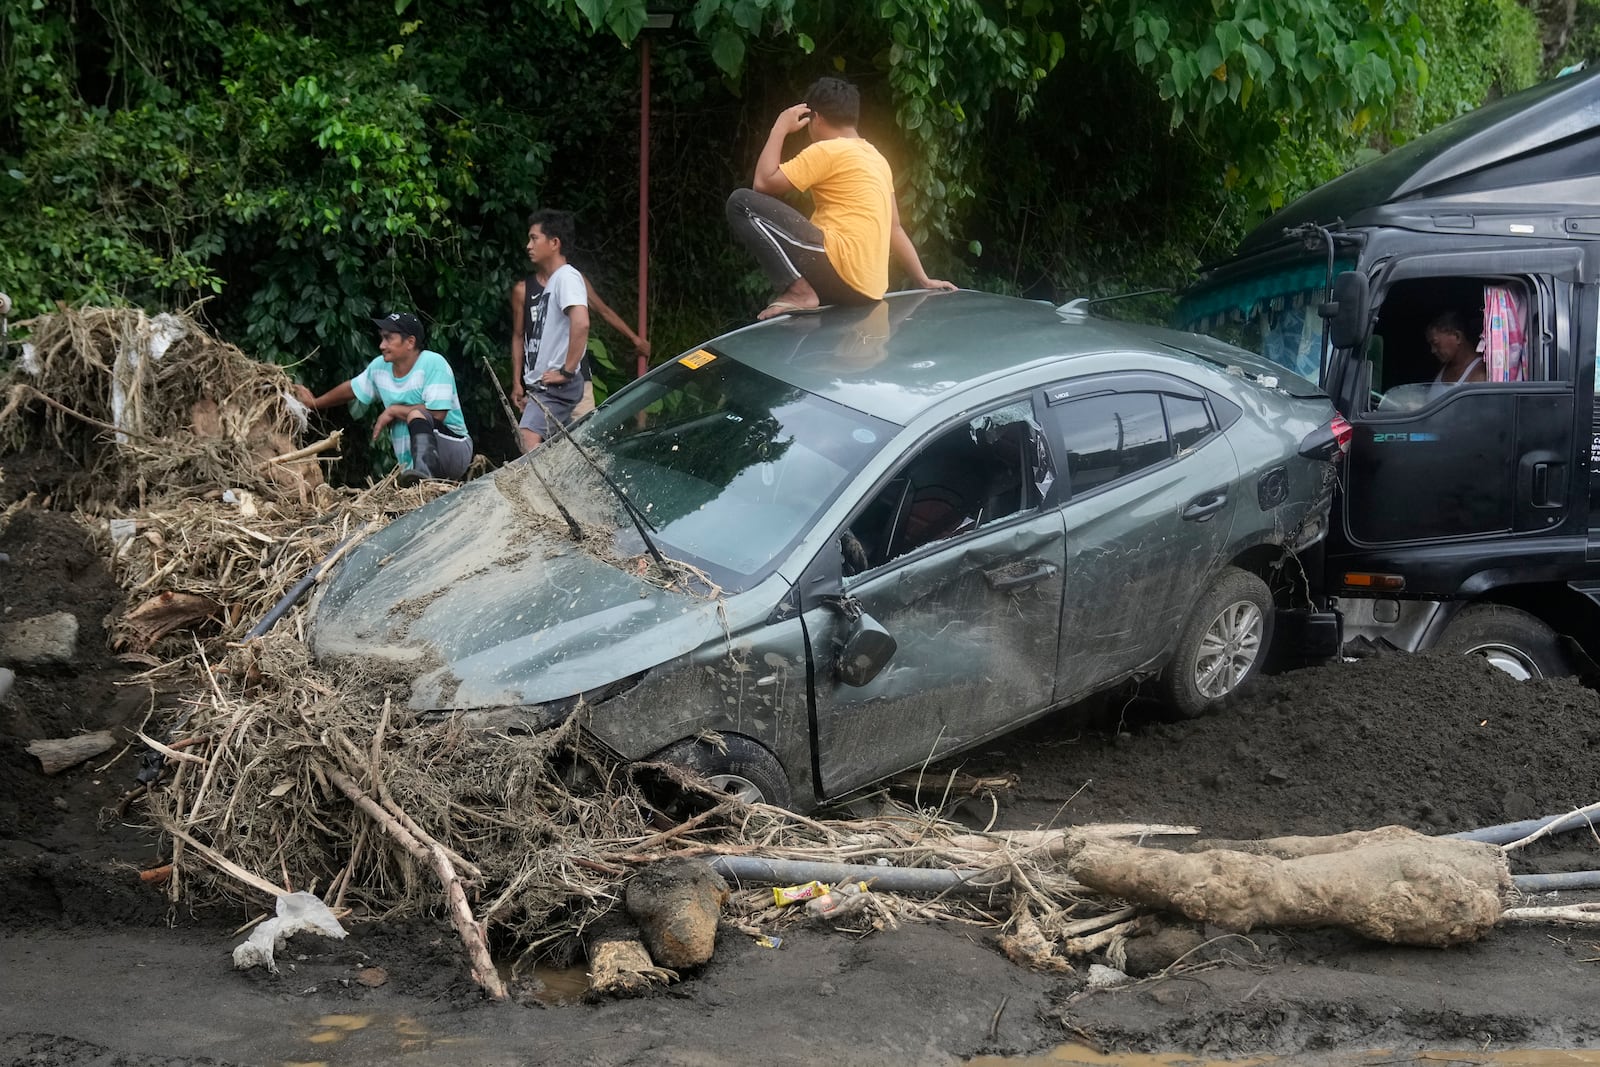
[1446,812,1600,845]
[709,856,1004,896]
[245,534,354,639]
[1511,870,1600,892]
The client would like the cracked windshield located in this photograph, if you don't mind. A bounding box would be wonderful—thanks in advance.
[547,351,893,589]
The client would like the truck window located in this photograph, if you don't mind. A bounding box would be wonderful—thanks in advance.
[1364,276,1538,414]
[1174,258,1349,382]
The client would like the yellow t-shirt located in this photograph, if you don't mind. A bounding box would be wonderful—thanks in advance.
[779,138,894,300]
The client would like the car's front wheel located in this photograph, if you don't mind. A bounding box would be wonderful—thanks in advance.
[652,735,794,809]
[1434,604,1573,681]
[1160,566,1275,718]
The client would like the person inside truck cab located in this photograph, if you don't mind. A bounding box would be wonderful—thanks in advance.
[1425,310,1485,399]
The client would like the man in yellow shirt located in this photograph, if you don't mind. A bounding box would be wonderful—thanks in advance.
[727,76,955,321]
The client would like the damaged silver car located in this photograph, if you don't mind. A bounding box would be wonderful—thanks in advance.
[308,290,1345,811]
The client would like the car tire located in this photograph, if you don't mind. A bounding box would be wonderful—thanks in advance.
[652,735,794,809]
[1434,605,1573,681]
[1159,566,1275,718]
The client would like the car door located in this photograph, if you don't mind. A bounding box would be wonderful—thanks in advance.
[1332,254,1581,549]
[801,398,1066,798]
[1040,376,1240,702]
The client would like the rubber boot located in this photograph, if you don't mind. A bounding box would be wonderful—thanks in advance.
[399,416,440,486]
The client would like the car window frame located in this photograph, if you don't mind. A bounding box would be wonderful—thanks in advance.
[1040,370,1227,503]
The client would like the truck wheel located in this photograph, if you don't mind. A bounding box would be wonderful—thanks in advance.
[1435,605,1573,681]
[652,735,793,809]
[1160,567,1275,718]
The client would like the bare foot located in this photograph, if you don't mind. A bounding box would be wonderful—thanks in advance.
[757,280,820,320]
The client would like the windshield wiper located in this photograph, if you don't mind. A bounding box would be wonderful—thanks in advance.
[480,357,586,542]
[527,390,672,573]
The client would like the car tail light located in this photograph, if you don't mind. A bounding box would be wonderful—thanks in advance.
[1299,415,1353,462]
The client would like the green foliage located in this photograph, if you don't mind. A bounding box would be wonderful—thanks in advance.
[1397,0,1540,131]
[0,0,1560,490]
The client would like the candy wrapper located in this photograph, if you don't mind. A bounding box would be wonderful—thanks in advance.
[772,880,831,906]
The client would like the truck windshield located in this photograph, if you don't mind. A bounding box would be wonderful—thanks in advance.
[1175,259,1350,384]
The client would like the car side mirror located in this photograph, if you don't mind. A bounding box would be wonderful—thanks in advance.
[838,611,897,687]
[1319,271,1370,350]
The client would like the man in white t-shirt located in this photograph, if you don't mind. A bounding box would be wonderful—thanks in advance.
[293,312,473,485]
[512,209,590,453]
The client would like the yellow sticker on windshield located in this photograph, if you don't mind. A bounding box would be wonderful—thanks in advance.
[680,349,717,369]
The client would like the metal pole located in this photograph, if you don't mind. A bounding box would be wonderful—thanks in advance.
[636,35,651,381]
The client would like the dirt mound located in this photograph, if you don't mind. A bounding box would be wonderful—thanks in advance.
[962,651,1600,842]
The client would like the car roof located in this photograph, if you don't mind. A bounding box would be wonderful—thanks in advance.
[705,289,1237,425]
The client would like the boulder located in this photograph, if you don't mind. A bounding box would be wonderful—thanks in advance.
[624,858,729,969]
[0,611,78,666]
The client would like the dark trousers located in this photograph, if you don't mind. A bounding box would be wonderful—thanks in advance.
[725,188,875,308]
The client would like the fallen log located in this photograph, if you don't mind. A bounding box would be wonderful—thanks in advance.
[1066,825,1510,947]
[27,730,118,775]
[589,937,677,996]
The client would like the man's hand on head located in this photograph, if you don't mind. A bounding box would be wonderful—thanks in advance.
[772,102,811,136]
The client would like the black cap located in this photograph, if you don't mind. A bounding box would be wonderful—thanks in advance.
[372,311,424,344]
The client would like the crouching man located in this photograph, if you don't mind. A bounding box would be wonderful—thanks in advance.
[293,312,473,485]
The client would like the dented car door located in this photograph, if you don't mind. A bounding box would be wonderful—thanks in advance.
[801,401,1066,798]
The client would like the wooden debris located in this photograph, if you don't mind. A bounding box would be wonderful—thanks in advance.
[27,730,117,775]
[1067,825,1511,947]
[589,937,676,996]
[323,765,506,1001]
[117,591,221,652]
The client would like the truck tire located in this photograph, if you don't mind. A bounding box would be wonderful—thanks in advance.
[652,735,793,809]
[1160,567,1275,718]
[1434,605,1573,681]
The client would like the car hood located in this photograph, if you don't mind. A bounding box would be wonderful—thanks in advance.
[307,471,726,711]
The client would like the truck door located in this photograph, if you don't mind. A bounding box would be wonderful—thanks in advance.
[1333,251,1583,549]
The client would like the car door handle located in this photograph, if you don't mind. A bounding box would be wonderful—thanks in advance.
[983,561,1059,591]
[1182,490,1228,522]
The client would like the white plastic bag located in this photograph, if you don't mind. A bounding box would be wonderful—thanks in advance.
[231,891,346,972]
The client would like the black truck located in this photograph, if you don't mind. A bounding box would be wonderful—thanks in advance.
[1178,66,1600,679]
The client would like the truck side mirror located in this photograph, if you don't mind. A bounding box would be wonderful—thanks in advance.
[838,612,897,687]
[1319,271,1370,350]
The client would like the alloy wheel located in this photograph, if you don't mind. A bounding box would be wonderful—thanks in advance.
[1193,601,1265,698]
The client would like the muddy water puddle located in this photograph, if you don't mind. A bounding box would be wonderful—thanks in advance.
[281,1012,474,1065]
[971,1046,1600,1066]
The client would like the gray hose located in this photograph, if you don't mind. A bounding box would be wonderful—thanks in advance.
[1447,812,1600,845]
[1511,870,1600,892]
[709,856,1004,896]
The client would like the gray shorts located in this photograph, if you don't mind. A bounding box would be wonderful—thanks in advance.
[519,377,584,438]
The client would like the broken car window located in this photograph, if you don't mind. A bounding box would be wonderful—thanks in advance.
[841,401,1052,575]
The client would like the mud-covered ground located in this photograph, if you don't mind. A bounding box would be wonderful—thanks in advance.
[2,495,1599,1065]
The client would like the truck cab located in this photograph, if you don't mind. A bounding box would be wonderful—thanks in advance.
[1178,67,1600,678]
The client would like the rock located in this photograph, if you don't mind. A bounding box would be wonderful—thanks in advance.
[0,667,13,702]
[1122,926,1206,977]
[1086,963,1129,988]
[0,611,78,666]
[624,858,729,969]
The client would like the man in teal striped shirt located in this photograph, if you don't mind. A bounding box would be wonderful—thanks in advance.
[293,312,473,485]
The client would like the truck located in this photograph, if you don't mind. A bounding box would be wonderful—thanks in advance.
[1177,66,1600,679]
